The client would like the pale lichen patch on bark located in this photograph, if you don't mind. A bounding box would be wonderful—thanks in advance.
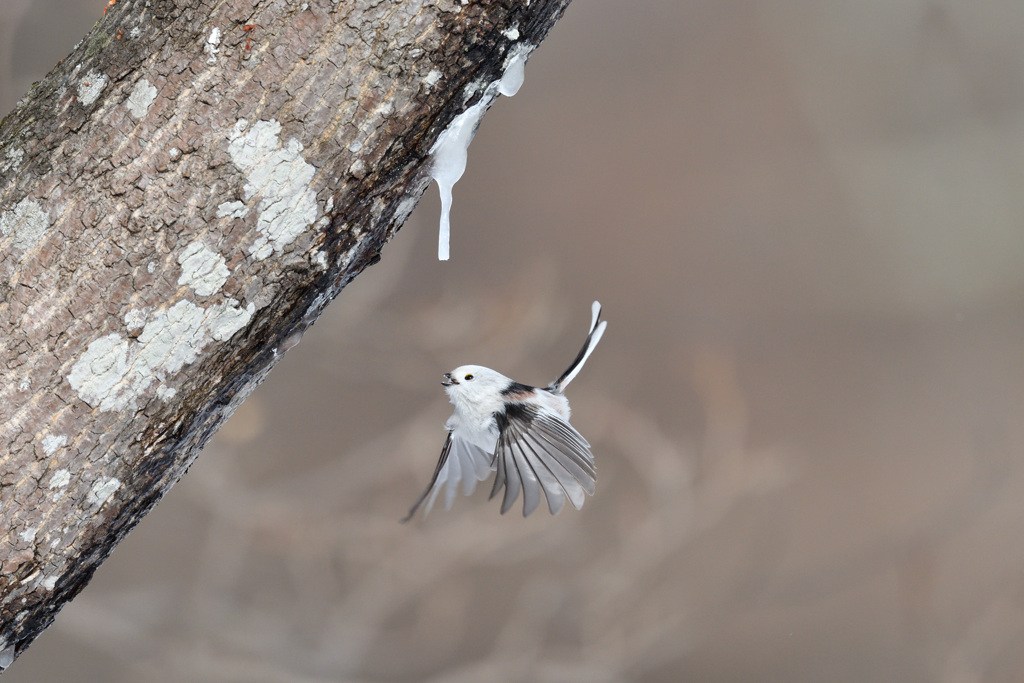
[68,300,254,412]
[0,148,23,173]
[124,308,147,332]
[156,385,177,400]
[66,334,131,411]
[86,477,120,508]
[216,201,248,219]
[0,199,50,254]
[424,69,442,87]
[136,302,213,376]
[205,300,256,341]
[205,27,222,65]
[47,470,71,490]
[177,241,230,297]
[133,299,255,376]
[226,119,318,260]
[76,70,108,106]
[41,436,67,457]
[125,79,158,119]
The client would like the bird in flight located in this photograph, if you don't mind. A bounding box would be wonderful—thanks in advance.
[403,301,607,521]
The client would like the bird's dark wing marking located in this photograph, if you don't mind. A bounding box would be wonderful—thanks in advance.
[500,381,535,400]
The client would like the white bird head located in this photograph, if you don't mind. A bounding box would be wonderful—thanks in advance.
[442,365,511,407]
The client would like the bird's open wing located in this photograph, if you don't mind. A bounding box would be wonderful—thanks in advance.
[401,431,493,522]
[490,403,597,517]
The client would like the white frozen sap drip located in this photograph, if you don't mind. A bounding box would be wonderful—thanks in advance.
[499,47,531,96]
[427,43,535,261]
[429,100,487,260]
[437,183,453,261]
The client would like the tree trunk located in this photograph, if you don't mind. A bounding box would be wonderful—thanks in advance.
[0,0,571,667]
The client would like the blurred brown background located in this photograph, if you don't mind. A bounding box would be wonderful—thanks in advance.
[5,1,1024,681]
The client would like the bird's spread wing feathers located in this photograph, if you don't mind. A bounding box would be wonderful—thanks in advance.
[490,403,597,517]
[401,432,492,523]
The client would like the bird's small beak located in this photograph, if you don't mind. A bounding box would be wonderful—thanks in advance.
[441,372,459,386]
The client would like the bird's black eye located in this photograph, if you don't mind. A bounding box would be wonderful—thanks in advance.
[464,374,474,381]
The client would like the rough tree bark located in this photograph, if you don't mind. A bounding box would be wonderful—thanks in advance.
[0,0,572,668]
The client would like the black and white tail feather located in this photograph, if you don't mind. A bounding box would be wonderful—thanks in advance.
[403,302,607,521]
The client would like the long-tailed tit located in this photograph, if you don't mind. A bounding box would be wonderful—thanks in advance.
[403,302,607,521]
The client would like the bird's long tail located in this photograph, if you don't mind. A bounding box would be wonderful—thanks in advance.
[551,301,607,392]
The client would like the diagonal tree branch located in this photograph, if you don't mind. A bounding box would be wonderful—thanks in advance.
[0,0,572,668]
